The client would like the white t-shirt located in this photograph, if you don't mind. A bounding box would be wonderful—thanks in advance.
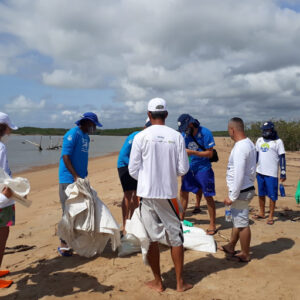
[256,137,285,178]
[0,141,15,208]
[226,138,256,202]
[129,124,189,199]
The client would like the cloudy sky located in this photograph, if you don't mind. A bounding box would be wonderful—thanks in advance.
[0,0,300,130]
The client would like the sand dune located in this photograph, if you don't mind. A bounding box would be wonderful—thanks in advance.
[1,137,300,300]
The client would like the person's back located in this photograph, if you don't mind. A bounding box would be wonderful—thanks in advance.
[129,124,188,199]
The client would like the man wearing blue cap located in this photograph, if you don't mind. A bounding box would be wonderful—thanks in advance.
[58,112,102,256]
[254,122,286,225]
[177,114,217,235]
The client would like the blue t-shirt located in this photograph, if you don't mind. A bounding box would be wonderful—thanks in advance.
[117,131,140,168]
[59,127,90,183]
[183,126,215,172]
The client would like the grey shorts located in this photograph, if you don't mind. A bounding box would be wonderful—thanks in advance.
[140,198,183,247]
[59,183,69,214]
[231,190,255,228]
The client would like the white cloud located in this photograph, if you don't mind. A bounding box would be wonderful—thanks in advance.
[0,0,300,129]
[5,95,46,114]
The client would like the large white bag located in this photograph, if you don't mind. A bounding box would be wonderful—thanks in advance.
[57,178,121,257]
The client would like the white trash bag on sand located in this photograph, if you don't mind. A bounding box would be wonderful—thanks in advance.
[0,168,31,207]
[118,233,141,257]
[57,178,121,258]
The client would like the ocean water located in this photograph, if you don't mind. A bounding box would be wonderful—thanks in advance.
[5,135,126,173]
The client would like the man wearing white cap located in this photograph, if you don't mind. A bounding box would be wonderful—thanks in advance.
[0,112,18,288]
[129,98,192,292]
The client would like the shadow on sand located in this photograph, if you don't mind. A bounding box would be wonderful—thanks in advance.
[161,237,294,290]
[4,254,113,299]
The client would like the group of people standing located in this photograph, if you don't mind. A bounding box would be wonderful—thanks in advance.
[0,99,292,291]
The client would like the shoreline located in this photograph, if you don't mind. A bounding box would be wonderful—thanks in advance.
[14,151,119,176]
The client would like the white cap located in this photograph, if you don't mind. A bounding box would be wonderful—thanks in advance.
[148,98,167,112]
[0,112,18,130]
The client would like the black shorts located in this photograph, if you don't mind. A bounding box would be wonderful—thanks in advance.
[118,166,137,192]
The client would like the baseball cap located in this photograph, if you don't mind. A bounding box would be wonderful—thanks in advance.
[148,98,167,112]
[177,114,194,133]
[0,112,18,130]
[75,112,103,127]
[261,121,274,131]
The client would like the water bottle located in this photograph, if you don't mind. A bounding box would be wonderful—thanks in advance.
[225,206,232,222]
[279,184,286,197]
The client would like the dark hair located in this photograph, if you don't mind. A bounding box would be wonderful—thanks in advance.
[229,117,244,131]
[149,111,168,120]
[0,123,8,138]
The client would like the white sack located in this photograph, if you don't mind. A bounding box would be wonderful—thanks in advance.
[57,178,120,258]
[0,168,31,207]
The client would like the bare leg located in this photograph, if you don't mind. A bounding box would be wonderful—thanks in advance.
[171,245,193,292]
[205,196,216,231]
[180,190,189,220]
[122,190,134,233]
[220,227,239,254]
[258,196,266,217]
[145,242,164,292]
[195,190,202,208]
[0,227,9,266]
[268,199,276,223]
[235,226,251,261]
[129,191,139,219]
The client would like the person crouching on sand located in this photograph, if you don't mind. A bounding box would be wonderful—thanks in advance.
[58,112,103,256]
[128,98,193,292]
[0,112,18,288]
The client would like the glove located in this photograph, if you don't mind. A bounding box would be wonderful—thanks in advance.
[295,180,300,204]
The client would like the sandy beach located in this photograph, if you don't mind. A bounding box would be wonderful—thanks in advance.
[1,137,300,300]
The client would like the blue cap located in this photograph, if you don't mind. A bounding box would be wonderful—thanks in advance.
[177,114,195,133]
[75,112,103,127]
[261,121,274,131]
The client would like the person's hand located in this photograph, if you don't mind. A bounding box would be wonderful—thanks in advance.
[2,187,13,198]
[280,177,286,183]
[224,197,233,206]
[295,180,300,204]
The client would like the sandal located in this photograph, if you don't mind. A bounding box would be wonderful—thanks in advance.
[267,219,274,225]
[192,207,201,214]
[58,247,73,257]
[252,214,266,220]
[206,229,218,235]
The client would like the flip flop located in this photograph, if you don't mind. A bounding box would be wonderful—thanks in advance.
[0,270,9,278]
[57,247,73,257]
[206,229,218,236]
[0,279,13,288]
[252,214,266,220]
[192,207,201,214]
[227,255,251,263]
[218,245,237,256]
[267,220,274,225]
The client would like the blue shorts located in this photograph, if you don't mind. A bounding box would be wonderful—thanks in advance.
[257,173,278,201]
[181,168,215,197]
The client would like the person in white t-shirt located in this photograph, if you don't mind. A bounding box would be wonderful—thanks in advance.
[129,98,192,293]
[0,112,18,288]
[254,122,286,225]
[220,118,256,263]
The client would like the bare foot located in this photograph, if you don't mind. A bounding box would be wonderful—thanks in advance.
[218,244,235,255]
[177,282,193,292]
[145,279,164,292]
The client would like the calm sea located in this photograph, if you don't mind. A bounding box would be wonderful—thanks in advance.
[6,135,126,173]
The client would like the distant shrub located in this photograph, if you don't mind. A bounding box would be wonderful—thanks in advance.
[246,120,300,151]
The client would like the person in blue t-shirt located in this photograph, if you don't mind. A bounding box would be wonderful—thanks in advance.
[58,112,102,256]
[177,114,217,235]
[117,118,151,234]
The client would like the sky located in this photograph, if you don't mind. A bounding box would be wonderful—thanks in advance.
[0,0,300,130]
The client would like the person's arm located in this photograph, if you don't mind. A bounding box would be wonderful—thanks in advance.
[229,146,247,202]
[62,155,79,181]
[128,136,142,180]
[186,148,213,158]
[177,135,190,176]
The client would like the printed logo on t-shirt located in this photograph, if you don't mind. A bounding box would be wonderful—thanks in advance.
[67,135,72,141]
[261,142,270,152]
[188,141,198,151]
[81,138,88,152]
